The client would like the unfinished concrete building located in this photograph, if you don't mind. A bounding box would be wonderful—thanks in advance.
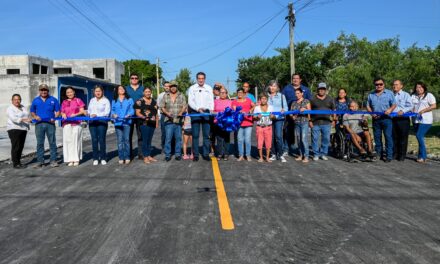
[0,55,125,126]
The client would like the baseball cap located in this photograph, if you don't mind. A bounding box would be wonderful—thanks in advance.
[39,84,49,90]
[169,80,178,87]
[317,82,327,89]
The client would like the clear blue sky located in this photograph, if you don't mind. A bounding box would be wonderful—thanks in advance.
[1,0,439,91]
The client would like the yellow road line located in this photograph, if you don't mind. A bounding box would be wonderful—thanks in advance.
[211,157,235,230]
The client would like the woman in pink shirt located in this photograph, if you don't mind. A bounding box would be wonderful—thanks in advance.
[232,87,255,161]
[213,86,232,160]
[60,87,86,166]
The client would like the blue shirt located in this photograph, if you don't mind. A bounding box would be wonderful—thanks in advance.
[282,84,312,107]
[111,98,134,126]
[268,92,288,120]
[125,85,144,102]
[335,98,351,111]
[368,89,396,113]
[394,90,413,113]
[246,93,256,103]
[30,96,60,123]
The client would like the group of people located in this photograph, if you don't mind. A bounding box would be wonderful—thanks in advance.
[5,72,437,169]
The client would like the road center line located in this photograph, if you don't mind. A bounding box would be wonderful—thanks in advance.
[211,157,235,230]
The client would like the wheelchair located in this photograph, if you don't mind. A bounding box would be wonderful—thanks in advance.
[331,123,372,162]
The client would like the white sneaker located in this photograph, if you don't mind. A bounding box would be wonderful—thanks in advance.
[269,154,277,161]
[280,156,287,163]
[67,162,74,167]
[118,160,124,165]
[93,160,99,166]
[101,160,107,165]
[282,151,288,157]
[321,156,328,161]
[313,156,319,161]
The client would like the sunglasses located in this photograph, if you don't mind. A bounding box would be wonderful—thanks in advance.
[375,83,384,86]
[131,77,139,80]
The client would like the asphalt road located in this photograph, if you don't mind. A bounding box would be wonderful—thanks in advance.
[0,131,440,264]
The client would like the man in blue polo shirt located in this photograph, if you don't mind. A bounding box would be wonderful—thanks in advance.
[367,78,397,162]
[282,73,311,156]
[30,84,60,168]
[125,73,145,160]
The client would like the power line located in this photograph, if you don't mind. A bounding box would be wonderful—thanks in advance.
[64,0,141,59]
[261,20,288,57]
[79,0,151,57]
[47,0,130,58]
[187,8,286,69]
[164,8,286,62]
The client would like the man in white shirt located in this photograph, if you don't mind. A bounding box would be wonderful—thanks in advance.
[187,72,214,161]
[392,80,412,161]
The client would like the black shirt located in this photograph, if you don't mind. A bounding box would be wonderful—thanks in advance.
[310,95,335,125]
[134,97,158,127]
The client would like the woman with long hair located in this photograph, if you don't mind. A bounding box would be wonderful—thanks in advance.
[111,85,134,164]
[411,82,437,163]
[134,87,159,164]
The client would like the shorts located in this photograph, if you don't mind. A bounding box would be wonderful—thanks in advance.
[183,129,192,136]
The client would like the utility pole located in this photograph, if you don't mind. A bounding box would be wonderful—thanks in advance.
[287,2,296,76]
[156,57,160,99]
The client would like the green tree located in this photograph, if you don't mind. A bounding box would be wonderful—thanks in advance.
[174,68,193,96]
[121,59,160,88]
[237,32,440,103]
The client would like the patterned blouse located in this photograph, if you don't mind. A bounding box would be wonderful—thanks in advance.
[290,99,310,123]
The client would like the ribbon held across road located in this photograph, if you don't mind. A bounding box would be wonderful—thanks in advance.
[32,109,420,132]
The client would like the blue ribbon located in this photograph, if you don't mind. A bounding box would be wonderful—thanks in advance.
[32,110,422,127]
[215,107,244,132]
[32,116,142,123]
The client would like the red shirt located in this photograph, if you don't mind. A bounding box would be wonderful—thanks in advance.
[232,98,253,127]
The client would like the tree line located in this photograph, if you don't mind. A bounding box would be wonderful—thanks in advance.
[237,33,440,103]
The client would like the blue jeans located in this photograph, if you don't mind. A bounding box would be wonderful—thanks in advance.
[372,118,393,159]
[116,125,130,160]
[414,123,432,160]
[283,119,296,154]
[295,122,309,158]
[237,126,252,157]
[312,124,331,157]
[191,120,211,157]
[164,123,182,158]
[89,122,108,161]
[160,114,166,149]
[140,125,155,157]
[35,122,57,164]
[272,120,284,158]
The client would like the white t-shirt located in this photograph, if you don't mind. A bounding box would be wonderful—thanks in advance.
[253,105,273,126]
[411,93,436,124]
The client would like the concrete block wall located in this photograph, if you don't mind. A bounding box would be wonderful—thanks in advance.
[0,75,57,126]
[54,59,124,84]
[0,55,53,75]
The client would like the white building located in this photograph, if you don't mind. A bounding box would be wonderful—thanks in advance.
[0,55,124,126]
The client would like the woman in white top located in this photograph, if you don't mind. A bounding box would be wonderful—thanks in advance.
[411,82,437,163]
[88,85,111,165]
[6,94,30,169]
